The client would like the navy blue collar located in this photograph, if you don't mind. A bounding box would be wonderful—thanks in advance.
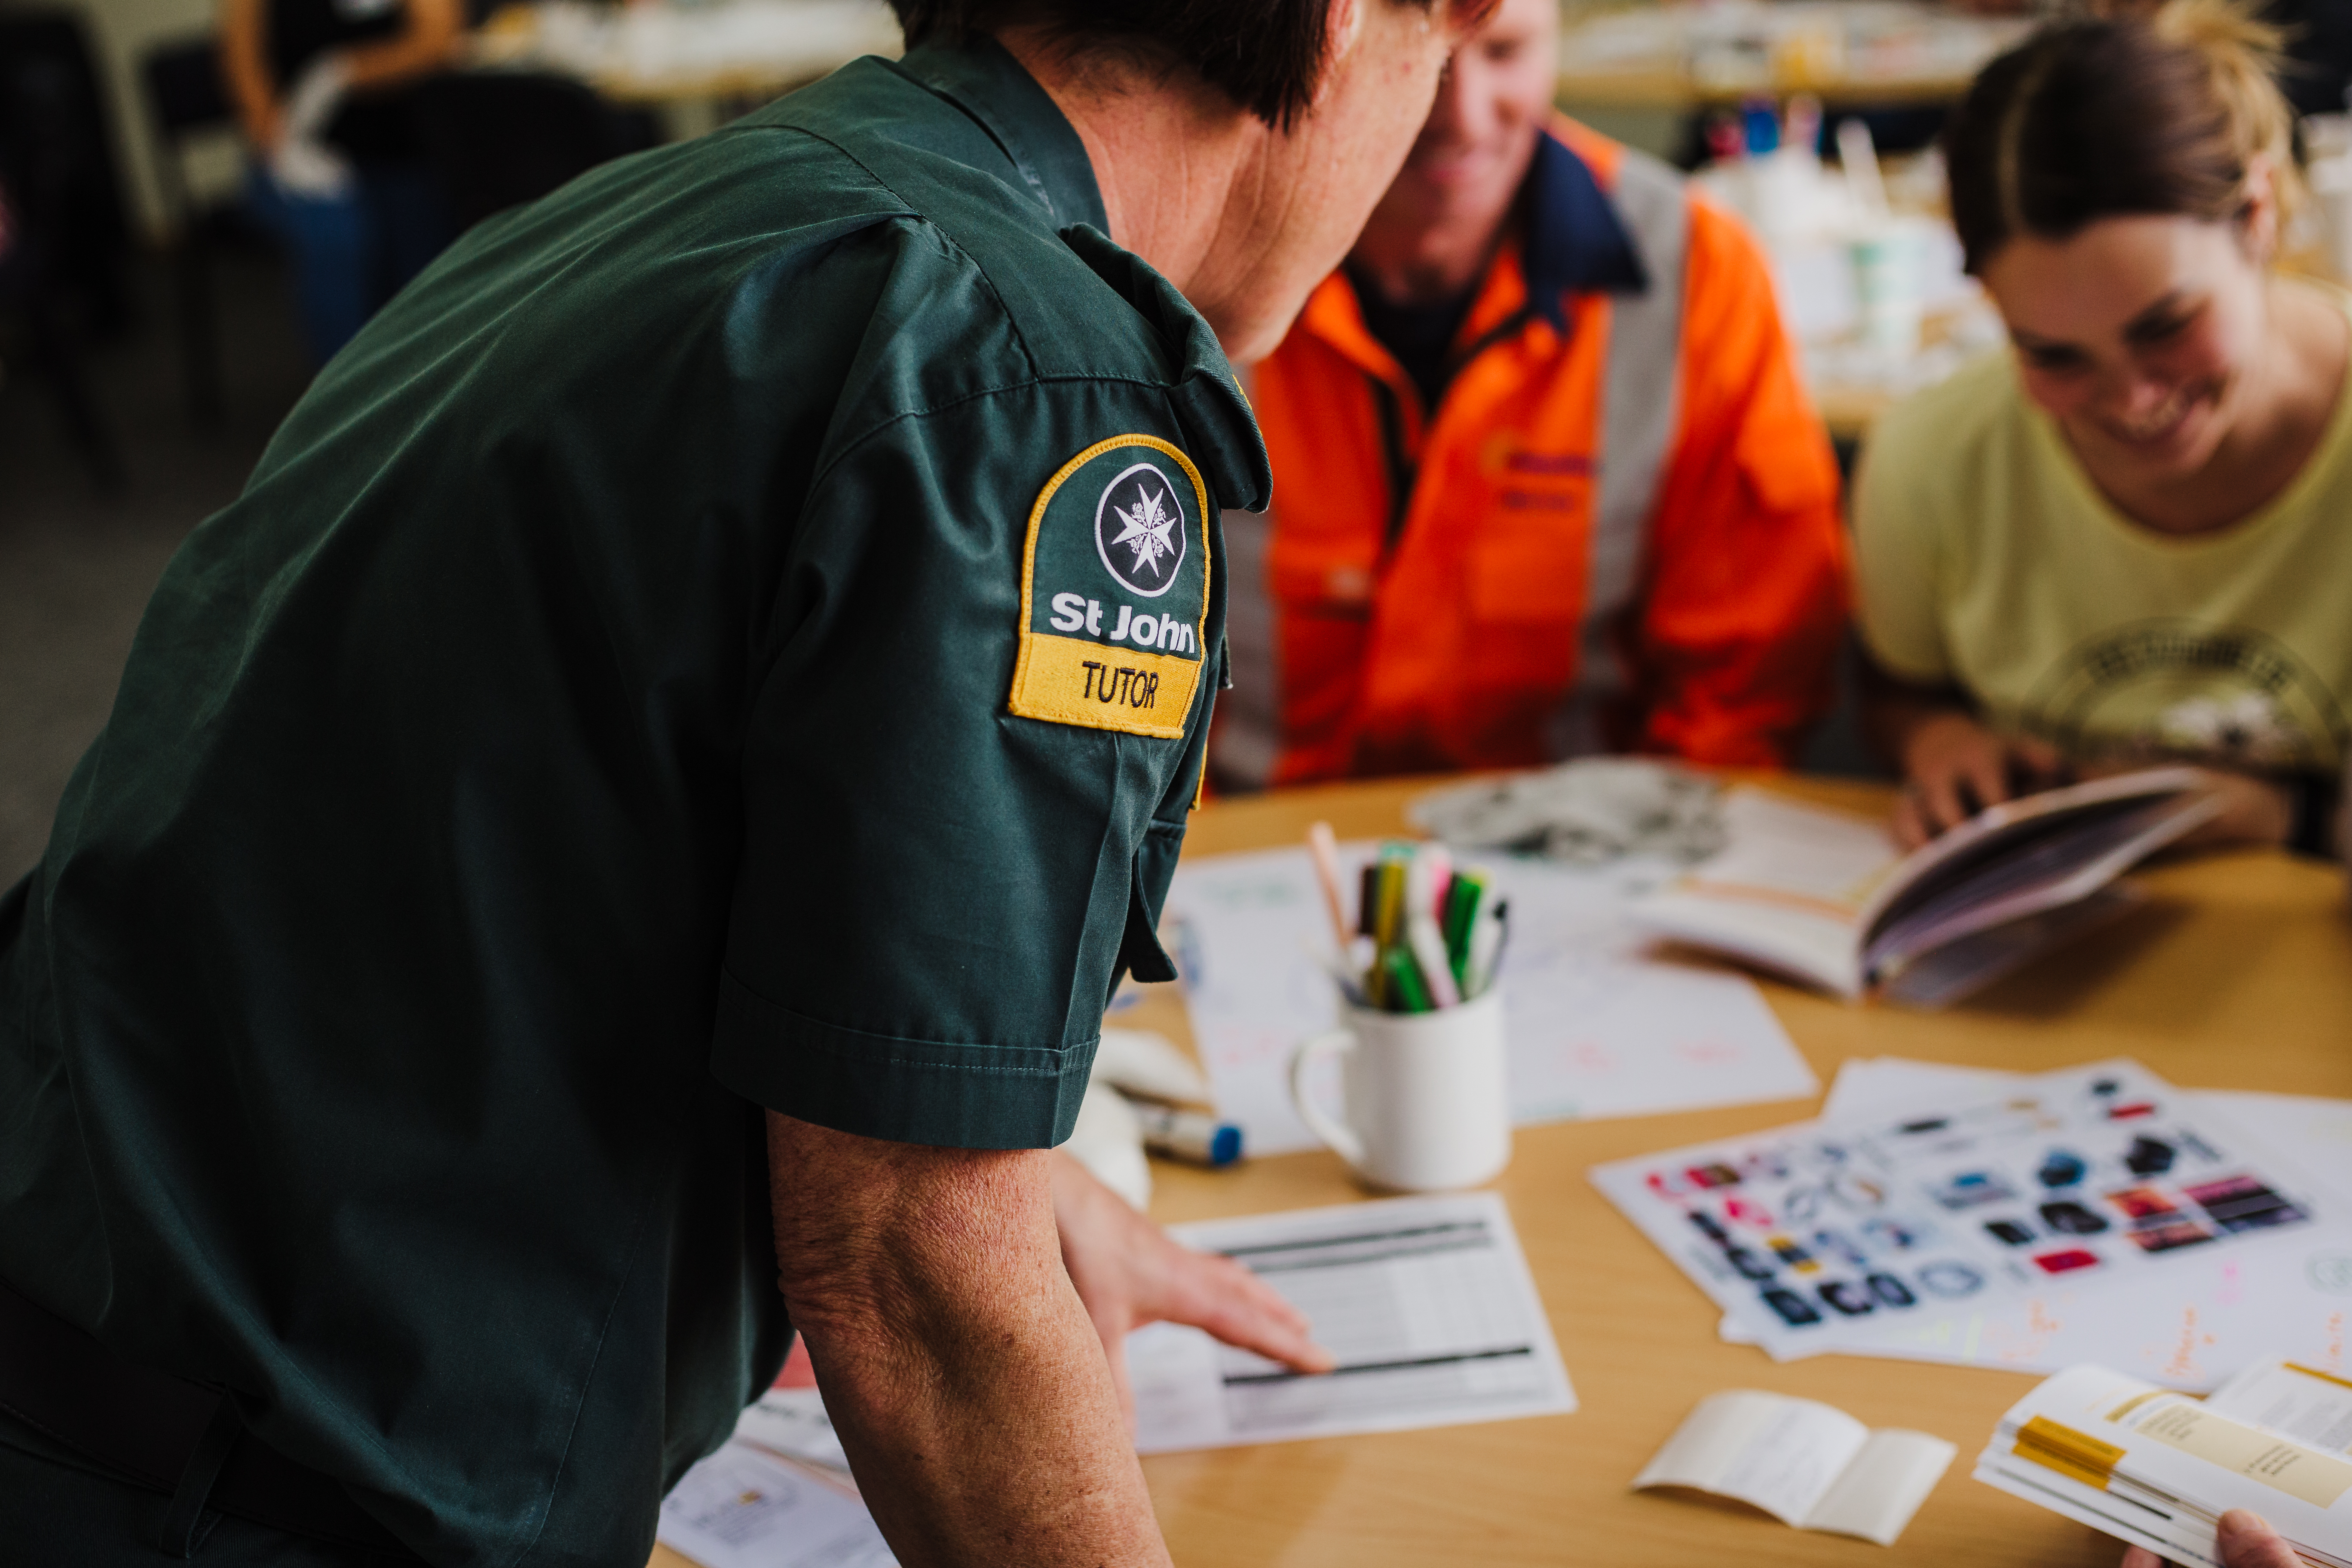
[1520,130,1648,329]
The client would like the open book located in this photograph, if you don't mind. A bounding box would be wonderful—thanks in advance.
[1633,1390,1956,1546]
[1975,1361,2352,1568]
[1631,769,2218,1003]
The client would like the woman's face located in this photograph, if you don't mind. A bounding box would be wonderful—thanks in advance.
[1980,209,2272,479]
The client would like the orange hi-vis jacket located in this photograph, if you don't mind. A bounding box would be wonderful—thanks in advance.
[1212,120,1849,788]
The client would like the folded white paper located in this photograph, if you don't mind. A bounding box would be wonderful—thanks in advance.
[1637,1389,1954,1545]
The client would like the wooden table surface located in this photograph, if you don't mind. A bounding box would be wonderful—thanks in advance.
[658,773,2352,1568]
[1553,64,1980,111]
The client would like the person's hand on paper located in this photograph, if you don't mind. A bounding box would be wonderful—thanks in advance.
[2119,1508,2300,1568]
[1893,711,2065,848]
[1051,1152,1334,1424]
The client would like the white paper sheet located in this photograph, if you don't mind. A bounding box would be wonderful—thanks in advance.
[1597,1060,2343,1369]
[1808,1428,1958,1545]
[1127,1192,1577,1452]
[733,1387,851,1478]
[1633,1388,1954,1545]
[657,1442,896,1568]
[1163,844,1816,1155]
[1637,1389,1871,1524]
[1778,1060,2352,1387]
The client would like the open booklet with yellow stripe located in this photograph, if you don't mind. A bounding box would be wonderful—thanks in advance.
[1976,1360,2352,1567]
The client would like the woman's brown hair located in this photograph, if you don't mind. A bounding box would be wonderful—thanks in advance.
[1945,0,2302,274]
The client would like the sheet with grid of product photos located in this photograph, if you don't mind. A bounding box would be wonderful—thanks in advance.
[1591,1060,2346,1369]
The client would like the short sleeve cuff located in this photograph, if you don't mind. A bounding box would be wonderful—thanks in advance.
[712,970,1092,1148]
[1856,617,1952,690]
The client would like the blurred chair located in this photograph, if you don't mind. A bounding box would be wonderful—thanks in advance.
[0,9,129,486]
[413,71,656,233]
[141,35,237,429]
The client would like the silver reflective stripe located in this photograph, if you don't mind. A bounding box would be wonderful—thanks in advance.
[1545,146,1688,760]
[1208,365,1283,788]
[1208,499,1281,789]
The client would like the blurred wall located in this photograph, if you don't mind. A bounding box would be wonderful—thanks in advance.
[2,0,238,242]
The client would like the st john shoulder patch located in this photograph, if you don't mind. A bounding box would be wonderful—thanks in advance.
[1008,435,1212,739]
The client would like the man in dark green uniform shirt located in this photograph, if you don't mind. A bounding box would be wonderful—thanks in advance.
[0,1,1475,1564]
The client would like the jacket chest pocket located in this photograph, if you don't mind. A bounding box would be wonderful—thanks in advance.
[1464,496,1592,626]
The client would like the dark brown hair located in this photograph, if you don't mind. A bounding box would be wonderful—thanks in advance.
[1945,0,2300,274]
[888,0,1458,131]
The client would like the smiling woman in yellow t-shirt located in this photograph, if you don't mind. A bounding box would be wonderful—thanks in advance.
[1856,0,2349,857]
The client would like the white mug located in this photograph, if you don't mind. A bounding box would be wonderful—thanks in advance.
[1287,988,1510,1192]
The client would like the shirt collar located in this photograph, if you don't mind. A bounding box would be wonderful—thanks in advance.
[1520,129,1647,328]
[892,38,1111,235]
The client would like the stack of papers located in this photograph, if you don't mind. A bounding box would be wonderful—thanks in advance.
[658,1194,1572,1568]
[1592,1060,2352,1385]
[1163,843,1818,1156]
[1976,1359,2352,1566]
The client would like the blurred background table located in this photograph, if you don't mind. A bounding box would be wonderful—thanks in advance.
[652,772,2352,1568]
[1555,0,2029,111]
[467,0,899,132]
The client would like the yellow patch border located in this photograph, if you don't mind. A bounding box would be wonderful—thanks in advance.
[1008,434,1213,740]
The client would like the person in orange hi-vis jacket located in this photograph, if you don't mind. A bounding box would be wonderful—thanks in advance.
[1212,0,1850,788]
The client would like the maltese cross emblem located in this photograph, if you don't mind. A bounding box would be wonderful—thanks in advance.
[1093,462,1187,597]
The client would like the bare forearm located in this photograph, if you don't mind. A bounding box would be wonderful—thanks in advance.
[769,1115,1170,1568]
[217,0,282,150]
[340,0,461,90]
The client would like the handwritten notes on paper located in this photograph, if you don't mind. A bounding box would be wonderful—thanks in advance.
[1798,1060,2352,1389]
[1163,844,1818,1156]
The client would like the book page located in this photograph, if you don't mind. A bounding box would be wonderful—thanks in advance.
[1975,1363,2352,1566]
[1630,789,1896,994]
[1634,1390,1869,1527]
[1678,790,1899,913]
[1803,1428,1956,1545]
[2209,1360,2352,1455]
[1853,766,2206,936]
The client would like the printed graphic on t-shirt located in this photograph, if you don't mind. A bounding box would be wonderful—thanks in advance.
[2021,620,2349,769]
[1008,435,1211,738]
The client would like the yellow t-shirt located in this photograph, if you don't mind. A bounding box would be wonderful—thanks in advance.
[1854,299,2352,773]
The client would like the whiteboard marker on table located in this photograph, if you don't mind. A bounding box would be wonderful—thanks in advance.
[1132,1102,1243,1166]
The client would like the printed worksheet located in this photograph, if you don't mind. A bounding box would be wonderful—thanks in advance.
[1594,1061,2340,1366]
[658,1442,896,1568]
[1755,1060,2352,1386]
[1127,1191,1577,1452]
[1164,844,1816,1155]
[658,1196,1571,1568]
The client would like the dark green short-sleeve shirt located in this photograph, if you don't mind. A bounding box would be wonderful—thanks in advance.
[0,40,1266,1568]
